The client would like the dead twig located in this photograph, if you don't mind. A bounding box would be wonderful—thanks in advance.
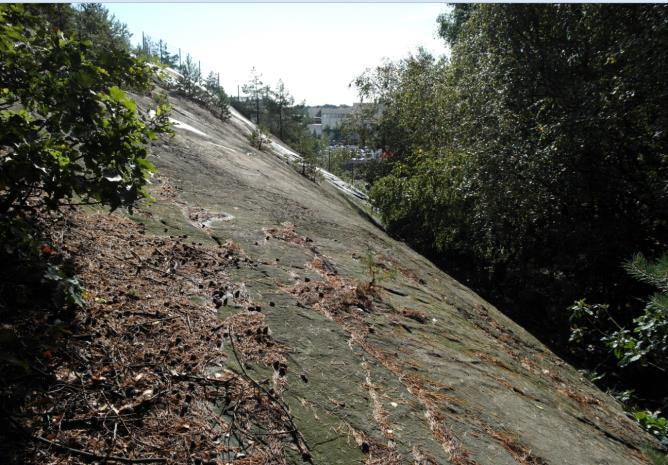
[32,433,168,463]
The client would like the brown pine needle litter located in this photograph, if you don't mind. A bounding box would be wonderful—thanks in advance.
[2,209,308,464]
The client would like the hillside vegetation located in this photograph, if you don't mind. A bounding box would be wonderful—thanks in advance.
[350,4,668,438]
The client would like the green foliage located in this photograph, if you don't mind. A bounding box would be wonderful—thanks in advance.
[234,70,313,149]
[0,4,172,215]
[626,254,668,293]
[643,446,668,465]
[202,71,232,121]
[436,5,474,45]
[359,247,397,289]
[339,104,376,148]
[170,56,230,121]
[211,86,231,121]
[73,3,132,55]
[0,4,170,321]
[350,49,448,158]
[134,32,179,67]
[570,254,668,371]
[248,128,268,151]
[44,263,87,308]
[174,53,202,98]
[322,147,354,178]
[634,410,668,442]
[361,3,668,343]
[266,79,294,140]
[369,150,471,256]
[0,215,86,314]
[156,39,179,67]
[356,4,668,429]
[241,67,269,126]
[237,73,324,179]
[151,89,170,107]
[294,130,323,182]
[437,4,668,319]
[569,253,668,441]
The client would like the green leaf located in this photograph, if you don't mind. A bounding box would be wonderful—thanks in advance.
[135,157,156,174]
[108,85,137,113]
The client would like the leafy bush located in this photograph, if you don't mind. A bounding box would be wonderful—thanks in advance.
[0,4,172,214]
[570,253,668,442]
[362,3,668,349]
[357,4,668,431]
[0,4,171,316]
[634,410,668,443]
[570,254,668,372]
[369,150,472,259]
[619,254,668,369]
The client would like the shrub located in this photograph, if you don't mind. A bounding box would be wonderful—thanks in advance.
[0,4,172,215]
[0,4,172,316]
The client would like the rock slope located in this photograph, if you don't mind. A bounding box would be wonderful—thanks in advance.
[118,87,659,464]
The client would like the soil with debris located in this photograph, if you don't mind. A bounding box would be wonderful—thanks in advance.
[1,210,308,464]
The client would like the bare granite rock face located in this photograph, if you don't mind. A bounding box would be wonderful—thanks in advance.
[128,87,660,465]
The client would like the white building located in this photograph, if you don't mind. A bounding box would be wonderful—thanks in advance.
[306,105,353,137]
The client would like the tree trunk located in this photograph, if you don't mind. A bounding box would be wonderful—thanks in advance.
[256,96,260,125]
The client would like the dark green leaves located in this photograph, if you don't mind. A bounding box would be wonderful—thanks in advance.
[359,5,668,437]
[0,3,172,214]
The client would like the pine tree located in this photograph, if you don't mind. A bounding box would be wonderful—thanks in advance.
[242,67,268,125]
[205,71,219,93]
[177,54,201,97]
[74,3,131,54]
[272,80,294,140]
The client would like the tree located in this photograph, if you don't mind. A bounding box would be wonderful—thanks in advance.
[0,4,172,215]
[350,49,449,162]
[156,39,178,67]
[619,254,668,373]
[271,80,294,140]
[30,3,76,34]
[366,4,668,336]
[242,67,268,125]
[213,87,231,120]
[247,127,268,151]
[322,147,353,178]
[571,254,668,373]
[360,3,668,434]
[205,71,219,93]
[436,4,474,45]
[295,130,321,182]
[176,53,201,97]
[204,72,231,121]
[168,58,229,121]
[74,3,131,55]
[443,4,668,321]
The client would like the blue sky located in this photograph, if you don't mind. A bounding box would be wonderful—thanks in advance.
[105,3,449,105]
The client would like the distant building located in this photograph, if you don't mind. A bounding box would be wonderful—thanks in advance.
[306,105,352,137]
